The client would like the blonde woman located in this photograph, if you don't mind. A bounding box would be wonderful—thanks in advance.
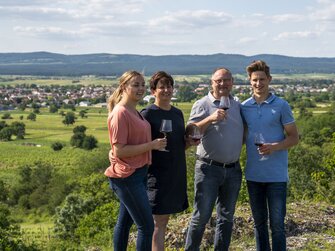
[105,70,166,251]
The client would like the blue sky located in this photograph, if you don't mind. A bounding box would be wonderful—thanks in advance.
[0,0,334,57]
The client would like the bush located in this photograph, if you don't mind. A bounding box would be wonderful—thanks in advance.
[0,127,13,141]
[11,121,26,139]
[70,132,85,148]
[51,142,65,151]
[82,135,98,150]
[1,112,12,119]
[27,113,37,121]
[73,125,87,134]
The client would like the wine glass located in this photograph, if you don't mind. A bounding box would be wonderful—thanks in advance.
[188,124,203,143]
[254,132,269,161]
[159,119,172,152]
[219,96,230,124]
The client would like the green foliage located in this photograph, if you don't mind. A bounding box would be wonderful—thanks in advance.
[0,126,13,141]
[82,135,98,150]
[27,113,36,121]
[79,110,88,118]
[176,85,197,102]
[75,202,118,247]
[54,194,96,241]
[11,121,26,139]
[0,120,7,130]
[1,112,12,119]
[51,142,64,151]
[49,104,58,113]
[73,125,87,134]
[0,203,39,251]
[70,128,98,150]
[70,132,85,148]
[62,112,76,125]
[0,180,8,202]
[8,163,70,214]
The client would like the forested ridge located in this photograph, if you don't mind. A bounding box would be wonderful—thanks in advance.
[1,52,335,76]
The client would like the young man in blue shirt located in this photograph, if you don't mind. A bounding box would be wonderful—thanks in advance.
[241,60,299,251]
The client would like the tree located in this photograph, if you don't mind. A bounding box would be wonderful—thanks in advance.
[0,180,8,203]
[176,85,197,102]
[63,112,76,125]
[70,132,85,148]
[73,125,87,134]
[0,203,39,250]
[1,112,12,119]
[49,104,59,113]
[0,121,7,131]
[82,135,98,150]
[54,194,95,240]
[27,112,36,121]
[79,110,88,118]
[10,121,26,139]
[51,142,65,151]
[0,127,13,141]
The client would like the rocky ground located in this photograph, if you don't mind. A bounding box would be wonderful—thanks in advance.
[160,202,335,250]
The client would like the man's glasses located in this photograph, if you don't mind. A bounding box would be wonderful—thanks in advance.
[212,78,232,85]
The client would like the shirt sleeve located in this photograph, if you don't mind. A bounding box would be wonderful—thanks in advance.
[188,100,208,124]
[110,109,128,145]
[281,101,295,125]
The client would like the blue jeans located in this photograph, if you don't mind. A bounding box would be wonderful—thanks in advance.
[185,160,242,251]
[109,166,154,251]
[247,181,287,251]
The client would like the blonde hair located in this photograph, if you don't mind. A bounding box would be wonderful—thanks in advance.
[107,70,143,112]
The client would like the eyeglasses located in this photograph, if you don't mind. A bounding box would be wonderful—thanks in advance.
[212,78,232,85]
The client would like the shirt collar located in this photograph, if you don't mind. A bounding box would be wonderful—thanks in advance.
[251,93,276,104]
[208,91,233,103]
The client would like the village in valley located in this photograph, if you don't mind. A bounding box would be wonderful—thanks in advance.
[1,75,334,111]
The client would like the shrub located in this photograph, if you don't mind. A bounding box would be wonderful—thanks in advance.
[27,113,36,121]
[51,142,65,151]
[82,135,98,150]
[1,112,12,119]
[0,127,13,141]
[70,132,85,148]
[73,125,87,134]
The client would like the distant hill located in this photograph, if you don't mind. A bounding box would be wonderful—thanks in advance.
[0,51,335,76]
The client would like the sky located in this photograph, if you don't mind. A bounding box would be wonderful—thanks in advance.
[0,0,335,57]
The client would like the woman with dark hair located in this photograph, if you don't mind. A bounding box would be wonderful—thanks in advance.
[141,71,195,251]
[105,70,166,251]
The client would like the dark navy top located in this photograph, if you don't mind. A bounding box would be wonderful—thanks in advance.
[141,104,188,214]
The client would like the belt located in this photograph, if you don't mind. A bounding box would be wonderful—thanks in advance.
[197,156,237,168]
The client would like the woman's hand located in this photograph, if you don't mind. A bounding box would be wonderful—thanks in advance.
[151,137,167,150]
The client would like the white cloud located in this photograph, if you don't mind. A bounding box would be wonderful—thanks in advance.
[13,26,96,40]
[271,14,305,23]
[310,1,335,22]
[274,31,320,41]
[149,10,232,30]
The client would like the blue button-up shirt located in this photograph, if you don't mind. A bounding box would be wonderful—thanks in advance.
[241,94,295,182]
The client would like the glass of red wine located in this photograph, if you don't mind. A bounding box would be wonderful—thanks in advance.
[254,132,268,161]
[189,124,203,143]
[159,119,172,152]
[219,96,230,124]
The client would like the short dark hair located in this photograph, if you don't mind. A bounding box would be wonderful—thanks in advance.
[149,71,174,90]
[246,60,271,78]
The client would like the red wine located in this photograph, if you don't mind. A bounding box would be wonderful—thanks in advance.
[219,106,229,111]
[191,136,202,142]
[255,143,263,147]
[160,131,171,137]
